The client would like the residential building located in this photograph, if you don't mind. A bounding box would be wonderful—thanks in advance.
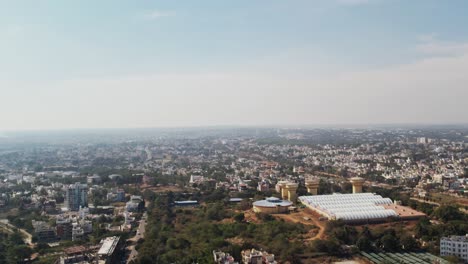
[97,236,123,264]
[32,220,56,242]
[241,249,276,264]
[65,183,88,211]
[126,195,144,212]
[56,216,73,240]
[213,250,238,264]
[440,235,468,263]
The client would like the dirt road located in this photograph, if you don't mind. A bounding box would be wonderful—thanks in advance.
[274,209,326,241]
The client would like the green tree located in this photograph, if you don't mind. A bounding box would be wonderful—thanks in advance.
[356,236,373,251]
[6,245,32,263]
[433,205,465,222]
[400,235,418,251]
[380,234,400,251]
[233,213,245,222]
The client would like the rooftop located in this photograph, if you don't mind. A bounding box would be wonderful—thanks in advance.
[253,197,293,208]
[441,234,468,242]
[98,236,120,256]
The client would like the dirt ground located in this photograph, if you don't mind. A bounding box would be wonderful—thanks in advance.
[274,208,326,241]
[243,209,261,223]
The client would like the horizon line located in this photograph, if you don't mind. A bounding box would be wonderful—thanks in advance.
[1,122,468,133]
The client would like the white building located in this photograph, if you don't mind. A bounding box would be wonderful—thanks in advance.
[189,175,205,185]
[440,234,468,263]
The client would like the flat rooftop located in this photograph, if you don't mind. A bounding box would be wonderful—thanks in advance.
[98,236,120,256]
[382,204,426,218]
[253,197,293,208]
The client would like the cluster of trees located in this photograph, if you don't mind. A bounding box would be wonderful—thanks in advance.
[7,209,49,234]
[315,220,419,255]
[318,179,353,195]
[0,231,33,263]
[135,194,310,263]
[413,205,468,252]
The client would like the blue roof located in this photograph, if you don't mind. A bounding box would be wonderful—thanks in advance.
[174,200,198,204]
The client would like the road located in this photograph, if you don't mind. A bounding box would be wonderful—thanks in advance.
[410,197,468,214]
[126,212,147,264]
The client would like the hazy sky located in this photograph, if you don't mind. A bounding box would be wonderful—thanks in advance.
[1,0,467,131]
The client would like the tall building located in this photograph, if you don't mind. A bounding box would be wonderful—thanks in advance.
[32,220,56,242]
[56,216,72,240]
[98,236,123,264]
[440,235,468,263]
[65,183,88,211]
[417,137,427,144]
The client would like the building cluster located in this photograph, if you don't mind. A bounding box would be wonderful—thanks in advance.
[241,248,277,264]
[213,250,239,264]
[58,236,123,264]
[0,127,466,263]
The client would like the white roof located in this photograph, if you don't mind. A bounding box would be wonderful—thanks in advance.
[98,236,120,256]
[299,193,397,221]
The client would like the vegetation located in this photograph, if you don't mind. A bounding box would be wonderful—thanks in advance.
[0,231,33,263]
[134,194,310,263]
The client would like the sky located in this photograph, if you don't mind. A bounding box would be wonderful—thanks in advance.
[1,0,467,131]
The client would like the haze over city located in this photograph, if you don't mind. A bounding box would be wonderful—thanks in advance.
[1,0,467,131]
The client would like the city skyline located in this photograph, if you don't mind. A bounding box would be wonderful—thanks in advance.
[1,0,468,130]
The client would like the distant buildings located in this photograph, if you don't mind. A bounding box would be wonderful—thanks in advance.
[213,250,238,264]
[241,248,276,264]
[87,175,101,184]
[107,189,126,202]
[440,234,468,263]
[65,183,88,211]
[126,195,144,212]
[189,175,205,185]
[417,137,428,144]
[257,181,269,192]
[108,174,122,181]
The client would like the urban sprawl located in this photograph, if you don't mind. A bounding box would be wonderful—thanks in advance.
[0,127,467,264]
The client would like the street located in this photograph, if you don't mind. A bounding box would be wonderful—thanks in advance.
[126,212,147,263]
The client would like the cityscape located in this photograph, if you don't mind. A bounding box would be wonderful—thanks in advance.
[0,127,466,263]
[1,0,468,263]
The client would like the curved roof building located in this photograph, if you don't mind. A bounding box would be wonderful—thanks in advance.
[253,197,293,214]
[299,193,398,222]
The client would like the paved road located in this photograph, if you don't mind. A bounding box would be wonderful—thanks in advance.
[126,212,147,264]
